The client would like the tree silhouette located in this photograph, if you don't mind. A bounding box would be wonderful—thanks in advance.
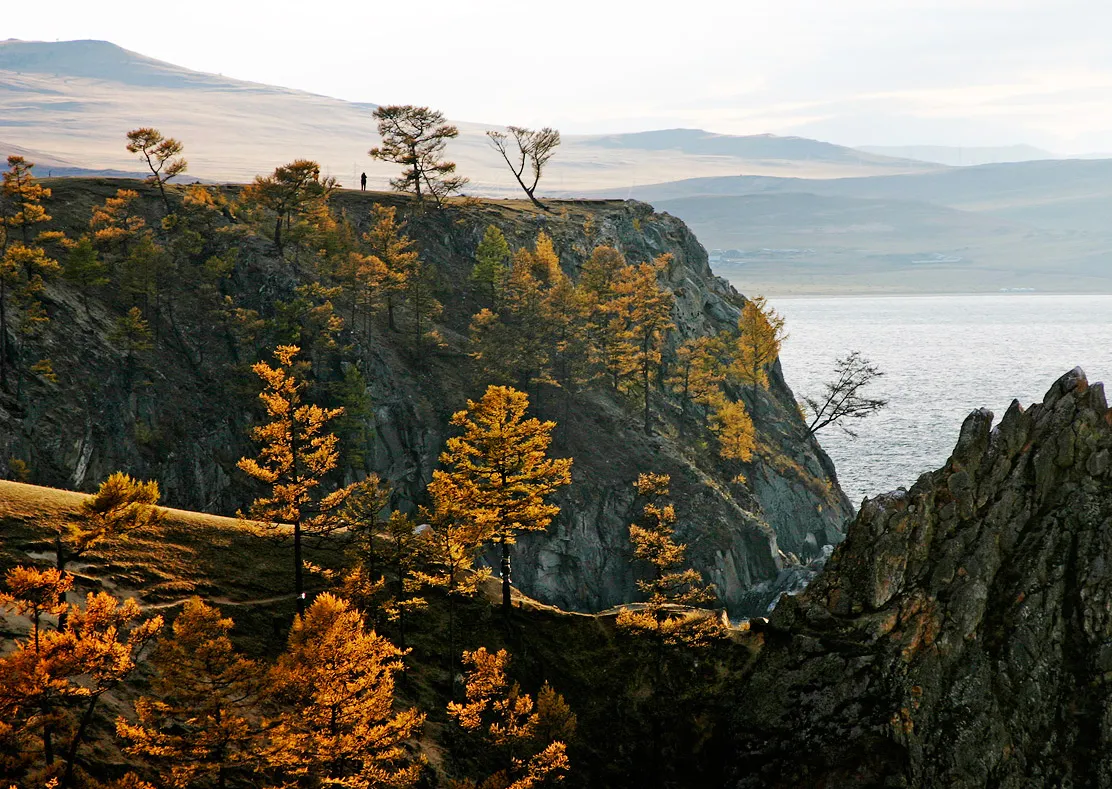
[370,105,468,207]
[486,126,561,210]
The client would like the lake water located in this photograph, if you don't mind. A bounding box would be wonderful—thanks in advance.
[771,295,1112,506]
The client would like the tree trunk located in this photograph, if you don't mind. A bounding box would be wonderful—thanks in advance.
[294,520,305,617]
[500,536,512,618]
[60,694,101,789]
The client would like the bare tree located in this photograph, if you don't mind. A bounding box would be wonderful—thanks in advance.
[486,126,560,210]
[369,105,468,207]
[802,351,887,436]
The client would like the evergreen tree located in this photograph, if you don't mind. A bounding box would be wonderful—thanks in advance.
[239,160,337,258]
[266,593,424,788]
[370,105,468,207]
[62,236,108,313]
[428,385,572,617]
[470,224,510,308]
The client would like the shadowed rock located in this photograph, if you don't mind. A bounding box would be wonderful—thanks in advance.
[732,367,1112,788]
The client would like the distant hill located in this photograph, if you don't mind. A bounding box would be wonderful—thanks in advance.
[653,192,1112,295]
[0,39,938,189]
[857,144,1057,167]
[593,158,1112,233]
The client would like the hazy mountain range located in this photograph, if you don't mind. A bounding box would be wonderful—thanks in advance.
[3,38,1110,294]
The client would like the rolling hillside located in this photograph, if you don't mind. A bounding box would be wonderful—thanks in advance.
[0,39,937,190]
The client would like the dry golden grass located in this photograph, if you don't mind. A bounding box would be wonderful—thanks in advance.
[0,480,344,648]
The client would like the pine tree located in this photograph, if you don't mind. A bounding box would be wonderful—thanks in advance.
[447,647,572,789]
[117,598,266,789]
[237,345,357,616]
[110,307,154,396]
[428,386,572,617]
[732,295,786,389]
[266,593,424,788]
[470,225,510,308]
[370,105,468,206]
[62,236,108,313]
[89,188,147,263]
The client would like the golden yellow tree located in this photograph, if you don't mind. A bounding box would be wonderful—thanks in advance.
[447,647,573,789]
[126,127,187,214]
[239,160,336,257]
[266,593,424,788]
[612,256,674,432]
[709,398,757,467]
[362,205,418,332]
[0,566,72,772]
[117,598,266,789]
[616,474,721,647]
[237,345,357,616]
[732,295,786,389]
[56,471,162,574]
[667,336,726,434]
[429,386,572,617]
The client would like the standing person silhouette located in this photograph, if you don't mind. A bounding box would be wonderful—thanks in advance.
[360,172,367,191]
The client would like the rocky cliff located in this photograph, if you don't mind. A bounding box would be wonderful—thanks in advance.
[0,180,851,616]
[731,368,1112,787]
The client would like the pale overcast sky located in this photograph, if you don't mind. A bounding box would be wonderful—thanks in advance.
[9,0,1112,152]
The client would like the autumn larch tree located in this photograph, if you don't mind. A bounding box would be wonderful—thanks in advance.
[612,255,675,432]
[0,565,72,772]
[125,128,187,215]
[428,385,572,618]
[239,159,337,258]
[265,593,424,788]
[369,105,468,207]
[447,647,573,789]
[362,204,418,332]
[486,126,561,210]
[0,155,63,392]
[709,397,757,475]
[237,345,357,616]
[802,350,888,436]
[1,586,164,789]
[667,336,726,434]
[470,224,511,309]
[732,295,786,389]
[55,471,162,628]
[117,597,267,789]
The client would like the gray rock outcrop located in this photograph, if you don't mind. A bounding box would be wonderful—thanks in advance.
[732,368,1112,787]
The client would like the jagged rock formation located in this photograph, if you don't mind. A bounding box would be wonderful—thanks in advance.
[732,368,1112,787]
[0,181,851,616]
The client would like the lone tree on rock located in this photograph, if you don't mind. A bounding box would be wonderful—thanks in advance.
[369,105,467,207]
[803,350,888,436]
[125,128,187,214]
[486,126,561,210]
[429,385,572,618]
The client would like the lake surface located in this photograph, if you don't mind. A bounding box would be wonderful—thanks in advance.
[771,295,1112,506]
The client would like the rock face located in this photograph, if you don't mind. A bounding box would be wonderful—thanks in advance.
[732,368,1112,787]
[0,181,851,616]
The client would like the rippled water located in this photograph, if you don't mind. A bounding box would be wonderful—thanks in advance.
[771,295,1112,506]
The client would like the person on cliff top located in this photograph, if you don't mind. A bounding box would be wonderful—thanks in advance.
[360,172,367,191]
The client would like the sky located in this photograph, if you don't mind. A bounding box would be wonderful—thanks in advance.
[8,0,1112,152]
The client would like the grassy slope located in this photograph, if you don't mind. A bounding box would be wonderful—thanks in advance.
[0,478,756,787]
